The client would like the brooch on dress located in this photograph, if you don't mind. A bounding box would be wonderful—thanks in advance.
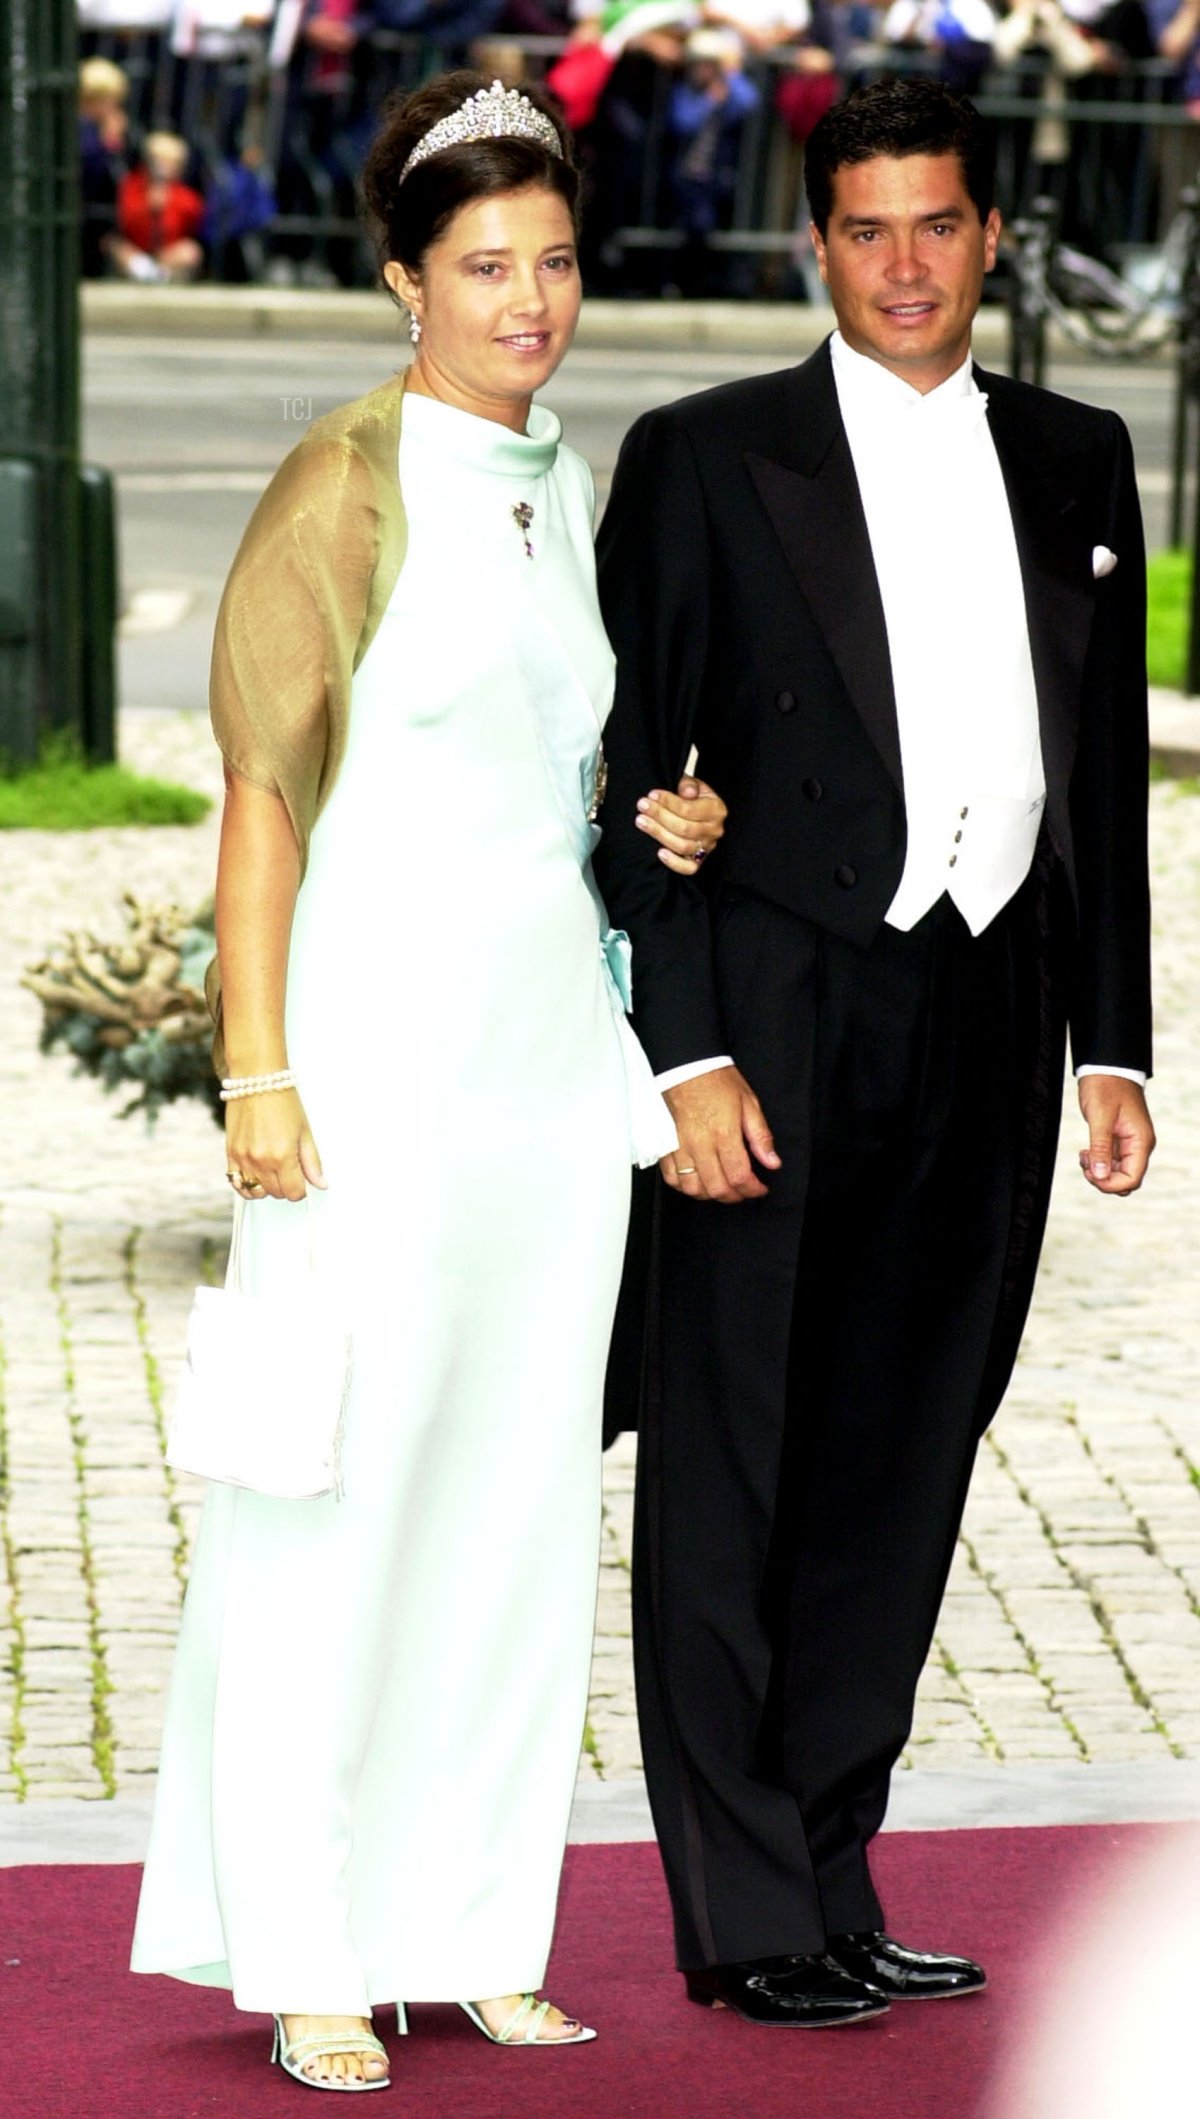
[588,745,609,823]
[512,501,535,560]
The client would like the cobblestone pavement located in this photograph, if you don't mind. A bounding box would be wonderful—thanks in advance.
[0,710,1197,1806]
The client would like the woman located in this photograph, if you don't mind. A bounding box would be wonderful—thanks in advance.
[131,70,726,2091]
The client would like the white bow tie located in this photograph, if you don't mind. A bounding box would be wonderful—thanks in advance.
[902,388,990,439]
[850,387,989,455]
[924,386,987,424]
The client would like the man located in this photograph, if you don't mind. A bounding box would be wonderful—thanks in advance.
[595,76,1154,2028]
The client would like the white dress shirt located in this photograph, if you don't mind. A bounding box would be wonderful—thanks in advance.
[656,335,1143,1093]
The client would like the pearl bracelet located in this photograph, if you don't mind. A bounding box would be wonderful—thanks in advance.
[219,1069,297,1102]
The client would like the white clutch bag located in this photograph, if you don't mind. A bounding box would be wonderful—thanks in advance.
[166,1199,351,1500]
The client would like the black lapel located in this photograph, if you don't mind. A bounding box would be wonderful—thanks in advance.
[976,367,1094,812]
[744,343,903,792]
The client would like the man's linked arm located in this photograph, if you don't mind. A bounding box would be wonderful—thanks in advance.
[594,412,727,1076]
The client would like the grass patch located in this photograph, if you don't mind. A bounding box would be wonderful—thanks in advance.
[0,743,210,830]
[1147,548,1190,690]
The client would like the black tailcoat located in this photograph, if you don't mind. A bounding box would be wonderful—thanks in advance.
[596,338,1149,1082]
[594,340,1151,1964]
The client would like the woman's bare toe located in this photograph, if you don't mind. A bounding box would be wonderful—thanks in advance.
[529,2002,582,2041]
[475,1993,591,2042]
[280,2013,388,2085]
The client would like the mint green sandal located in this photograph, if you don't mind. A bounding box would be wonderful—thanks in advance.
[456,1995,596,2046]
[271,2016,392,2092]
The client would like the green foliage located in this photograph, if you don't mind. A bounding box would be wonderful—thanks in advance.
[25,895,223,1127]
[1146,549,1190,691]
[0,737,210,830]
[38,1012,224,1126]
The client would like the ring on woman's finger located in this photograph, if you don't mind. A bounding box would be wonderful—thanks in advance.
[691,845,708,863]
[675,1165,697,1176]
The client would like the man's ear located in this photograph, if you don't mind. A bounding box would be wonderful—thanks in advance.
[983,207,1002,275]
[809,222,829,283]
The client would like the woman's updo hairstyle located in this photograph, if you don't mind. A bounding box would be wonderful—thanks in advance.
[362,70,579,278]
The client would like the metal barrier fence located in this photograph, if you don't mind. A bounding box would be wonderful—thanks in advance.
[77,29,1200,292]
[597,49,1200,296]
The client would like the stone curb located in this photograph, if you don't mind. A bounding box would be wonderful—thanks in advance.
[5,1762,1200,1865]
[1150,689,1200,776]
[83,282,1028,355]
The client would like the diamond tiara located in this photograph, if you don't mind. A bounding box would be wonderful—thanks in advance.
[399,80,564,185]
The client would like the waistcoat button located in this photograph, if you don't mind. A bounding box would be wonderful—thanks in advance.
[776,689,797,714]
[834,864,858,889]
[802,776,824,802]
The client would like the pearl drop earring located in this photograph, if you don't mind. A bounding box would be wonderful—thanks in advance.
[409,311,421,345]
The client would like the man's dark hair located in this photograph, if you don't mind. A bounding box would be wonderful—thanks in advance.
[804,77,995,238]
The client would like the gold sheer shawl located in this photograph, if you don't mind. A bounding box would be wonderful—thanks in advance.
[205,371,409,1067]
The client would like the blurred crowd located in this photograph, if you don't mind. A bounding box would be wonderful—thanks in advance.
[78,0,1200,294]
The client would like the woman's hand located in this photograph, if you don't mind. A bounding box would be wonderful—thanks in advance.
[225,1089,327,1204]
[635,776,728,875]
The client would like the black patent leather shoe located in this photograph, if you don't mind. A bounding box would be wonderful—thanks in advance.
[685,1952,890,2027]
[826,1931,987,2001]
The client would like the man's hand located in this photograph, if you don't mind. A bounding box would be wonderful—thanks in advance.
[661,1065,780,1202]
[1078,1075,1156,1195]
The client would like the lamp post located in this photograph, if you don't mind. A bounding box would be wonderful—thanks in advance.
[1006,195,1057,389]
[0,0,115,764]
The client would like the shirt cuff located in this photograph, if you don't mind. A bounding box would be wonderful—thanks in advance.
[654,1055,734,1093]
[1075,1064,1148,1087]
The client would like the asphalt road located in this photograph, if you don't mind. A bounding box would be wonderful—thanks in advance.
[82,330,1182,717]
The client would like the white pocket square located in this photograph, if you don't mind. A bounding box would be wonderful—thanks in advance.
[1092,545,1118,578]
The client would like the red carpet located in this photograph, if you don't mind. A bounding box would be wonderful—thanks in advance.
[0,1824,1177,2119]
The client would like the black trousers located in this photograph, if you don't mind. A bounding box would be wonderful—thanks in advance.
[632,880,1060,1969]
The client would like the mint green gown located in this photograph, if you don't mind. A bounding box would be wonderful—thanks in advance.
[132,394,674,2013]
